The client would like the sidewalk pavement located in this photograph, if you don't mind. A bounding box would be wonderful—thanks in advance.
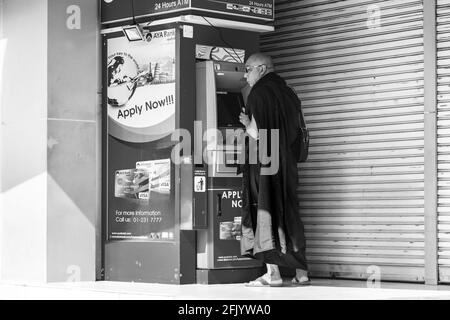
[1,278,450,300]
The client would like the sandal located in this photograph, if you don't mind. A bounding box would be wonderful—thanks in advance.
[245,275,283,287]
[291,276,311,286]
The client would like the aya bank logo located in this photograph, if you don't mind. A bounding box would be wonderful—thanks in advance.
[106,32,176,142]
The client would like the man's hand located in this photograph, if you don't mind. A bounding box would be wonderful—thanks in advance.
[239,112,251,127]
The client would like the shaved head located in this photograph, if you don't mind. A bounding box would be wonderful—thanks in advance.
[244,53,275,87]
[246,53,274,70]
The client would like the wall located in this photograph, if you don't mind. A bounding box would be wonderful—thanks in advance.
[46,0,100,282]
[0,0,48,283]
[0,0,101,283]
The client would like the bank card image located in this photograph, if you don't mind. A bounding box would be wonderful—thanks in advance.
[114,169,149,200]
[219,218,242,241]
[136,159,171,195]
[219,221,233,240]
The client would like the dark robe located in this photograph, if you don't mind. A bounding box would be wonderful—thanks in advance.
[238,72,307,270]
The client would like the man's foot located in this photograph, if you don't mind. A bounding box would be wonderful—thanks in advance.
[245,273,283,287]
[291,276,310,286]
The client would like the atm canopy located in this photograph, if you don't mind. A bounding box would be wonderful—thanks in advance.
[101,0,275,28]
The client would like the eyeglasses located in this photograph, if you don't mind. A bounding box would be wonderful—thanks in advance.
[244,64,265,73]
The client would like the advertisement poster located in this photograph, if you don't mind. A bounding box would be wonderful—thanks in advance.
[107,28,176,143]
[213,185,260,268]
[109,158,173,241]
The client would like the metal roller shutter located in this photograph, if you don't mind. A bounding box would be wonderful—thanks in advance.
[438,0,450,283]
[261,0,425,282]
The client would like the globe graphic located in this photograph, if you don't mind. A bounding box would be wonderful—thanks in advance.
[107,55,139,107]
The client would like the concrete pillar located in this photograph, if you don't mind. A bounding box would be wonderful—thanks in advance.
[0,0,100,283]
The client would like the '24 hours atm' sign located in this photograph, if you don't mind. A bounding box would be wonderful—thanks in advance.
[101,0,274,26]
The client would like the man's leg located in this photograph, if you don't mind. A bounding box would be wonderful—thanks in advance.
[266,263,282,281]
[292,269,310,286]
[245,263,283,287]
[290,249,310,285]
[295,268,309,281]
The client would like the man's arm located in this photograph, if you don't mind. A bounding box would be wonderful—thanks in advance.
[239,108,259,140]
[246,116,259,140]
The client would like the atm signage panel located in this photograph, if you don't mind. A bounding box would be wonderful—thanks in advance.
[101,0,274,25]
[190,0,274,21]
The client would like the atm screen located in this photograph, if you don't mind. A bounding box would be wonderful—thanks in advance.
[216,92,245,128]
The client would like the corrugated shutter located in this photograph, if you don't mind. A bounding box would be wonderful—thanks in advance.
[438,0,450,283]
[261,0,425,282]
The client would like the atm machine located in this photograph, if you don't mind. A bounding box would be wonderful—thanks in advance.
[193,60,263,284]
[101,0,273,285]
